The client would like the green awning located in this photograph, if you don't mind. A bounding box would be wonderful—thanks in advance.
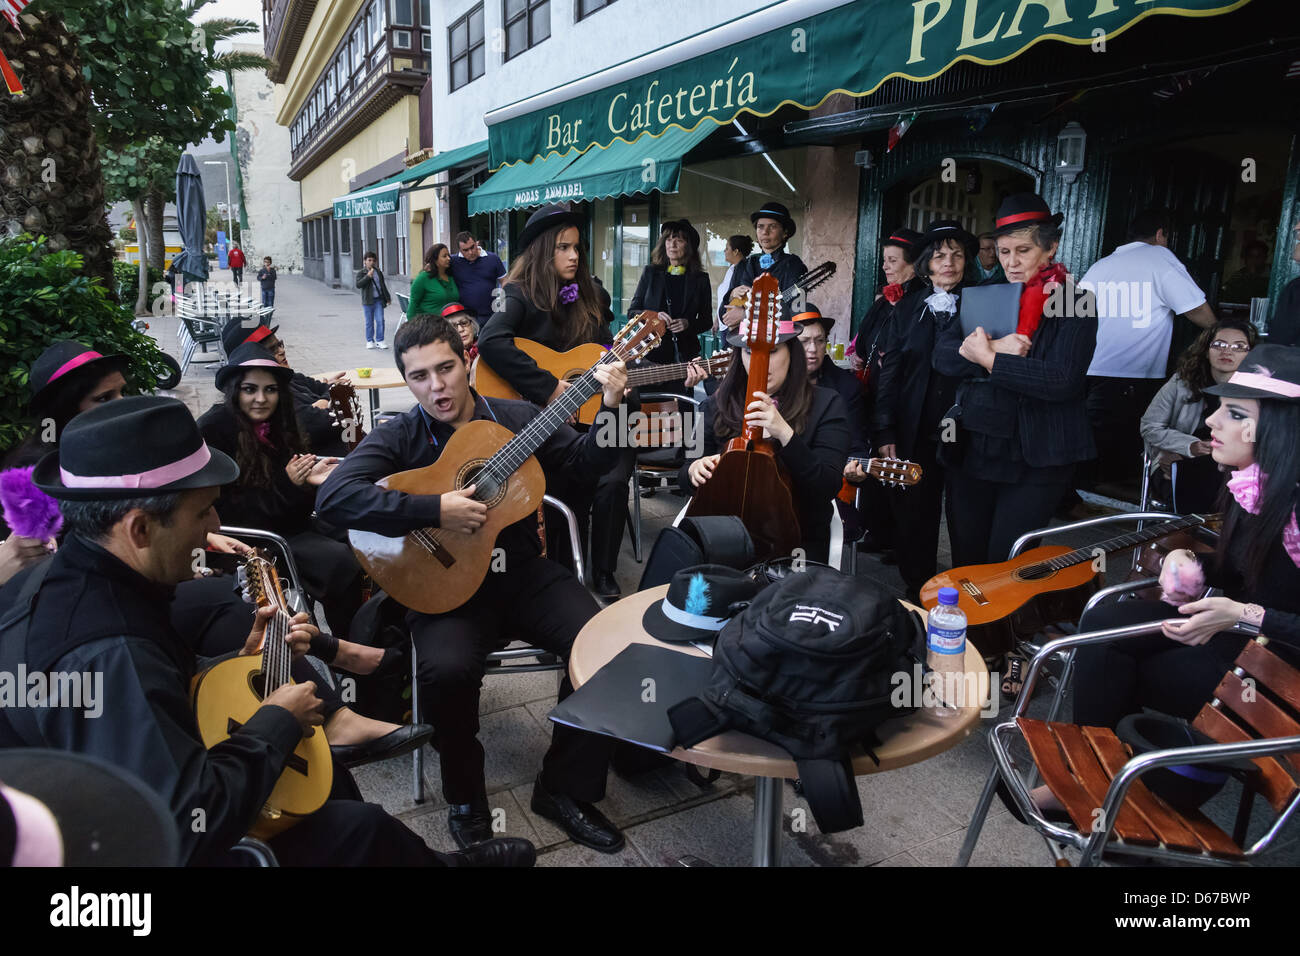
[468,123,715,215]
[332,140,488,219]
[487,0,1253,166]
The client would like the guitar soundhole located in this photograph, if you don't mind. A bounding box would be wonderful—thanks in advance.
[564,370,583,385]
[249,670,266,700]
[1016,564,1053,582]
[458,461,506,507]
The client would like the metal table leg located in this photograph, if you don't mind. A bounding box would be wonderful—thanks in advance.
[368,390,380,430]
[752,776,783,867]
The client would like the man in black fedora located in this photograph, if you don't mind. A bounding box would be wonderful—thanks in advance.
[0,396,535,867]
[719,200,808,328]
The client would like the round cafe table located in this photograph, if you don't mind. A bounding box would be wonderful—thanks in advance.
[324,367,408,427]
[570,585,987,867]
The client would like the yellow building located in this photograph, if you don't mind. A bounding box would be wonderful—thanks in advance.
[264,0,440,287]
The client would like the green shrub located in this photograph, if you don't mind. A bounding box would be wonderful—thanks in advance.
[0,234,172,454]
[112,259,164,304]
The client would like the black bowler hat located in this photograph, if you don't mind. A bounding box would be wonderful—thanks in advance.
[920,219,978,252]
[881,227,923,251]
[750,200,796,239]
[221,316,279,357]
[660,218,701,251]
[991,192,1064,237]
[1115,714,1252,812]
[33,395,238,500]
[517,203,586,253]
[642,565,762,644]
[0,749,180,866]
[1204,344,1300,403]
[215,342,295,392]
[792,300,833,335]
[28,341,128,415]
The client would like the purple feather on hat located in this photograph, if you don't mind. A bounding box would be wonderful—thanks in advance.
[1,467,62,541]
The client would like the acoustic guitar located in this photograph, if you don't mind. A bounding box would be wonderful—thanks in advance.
[191,550,333,840]
[476,343,733,425]
[726,260,837,310]
[920,513,1217,657]
[349,313,665,615]
[327,380,366,451]
[684,274,801,560]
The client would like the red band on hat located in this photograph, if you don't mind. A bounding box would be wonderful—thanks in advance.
[48,351,105,384]
[246,325,273,344]
[60,443,212,490]
[441,303,466,317]
[1229,371,1300,399]
[996,210,1051,229]
[887,234,914,245]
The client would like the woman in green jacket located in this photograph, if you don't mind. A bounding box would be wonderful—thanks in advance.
[407,242,460,319]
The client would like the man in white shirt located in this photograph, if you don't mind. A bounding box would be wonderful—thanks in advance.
[1079,208,1217,486]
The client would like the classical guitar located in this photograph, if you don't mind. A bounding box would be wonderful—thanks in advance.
[476,343,733,425]
[684,273,801,560]
[727,260,837,310]
[349,313,665,615]
[920,513,1218,657]
[191,550,333,839]
[327,380,366,451]
[835,456,924,502]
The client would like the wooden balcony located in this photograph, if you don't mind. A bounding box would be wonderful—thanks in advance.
[263,0,319,84]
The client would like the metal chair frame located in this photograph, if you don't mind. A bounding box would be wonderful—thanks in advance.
[231,837,278,866]
[408,494,579,803]
[629,392,703,562]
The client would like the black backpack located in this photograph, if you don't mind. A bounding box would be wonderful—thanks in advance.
[668,566,925,833]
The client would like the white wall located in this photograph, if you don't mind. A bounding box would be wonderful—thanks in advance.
[232,43,304,271]
[429,0,757,153]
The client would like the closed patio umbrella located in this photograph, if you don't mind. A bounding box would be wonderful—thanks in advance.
[169,153,209,285]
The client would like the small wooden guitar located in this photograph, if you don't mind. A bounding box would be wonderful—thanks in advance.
[835,457,924,502]
[327,380,366,451]
[727,260,837,310]
[476,344,732,425]
[920,513,1217,657]
[191,550,333,839]
[349,313,666,614]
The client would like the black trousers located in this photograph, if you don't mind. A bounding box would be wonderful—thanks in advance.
[890,438,944,599]
[287,530,365,641]
[407,556,612,806]
[945,470,1073,568]
[1072,599,1247,728]
[589,447,636,576]
[1085,376,1164,486]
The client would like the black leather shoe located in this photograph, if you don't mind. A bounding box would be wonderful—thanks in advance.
[530,776,625,853]
[448,799,493,849]
[330,723,434,769]
[451,837,536,867]
[592,572,621,599]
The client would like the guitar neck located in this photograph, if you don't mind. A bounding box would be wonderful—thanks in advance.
[485,359,609,482]
[626,356,724,387]
[1041,514,1209,572]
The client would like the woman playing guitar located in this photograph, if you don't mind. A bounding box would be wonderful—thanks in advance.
[681,312,849,564]
[476,203,631,599]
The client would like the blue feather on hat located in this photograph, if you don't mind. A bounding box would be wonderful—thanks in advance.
[684,573,710,617]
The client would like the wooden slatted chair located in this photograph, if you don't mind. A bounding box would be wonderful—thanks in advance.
[964,620,1300,866]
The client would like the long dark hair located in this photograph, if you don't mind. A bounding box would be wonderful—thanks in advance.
[504,223,603,349]
[423,243,450,279]
[1175,320,1258,399]
[650,222,704,273]
[4,363,129,468]
[1218,399,1300,582]
[220,370,307,489]
[713,339,814,441]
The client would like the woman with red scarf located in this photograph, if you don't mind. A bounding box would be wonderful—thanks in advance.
[932,193,1097,569]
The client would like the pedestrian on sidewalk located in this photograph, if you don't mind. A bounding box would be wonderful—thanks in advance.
[357,251,392,350]
[257,257,277,308]
[228,243,246,286]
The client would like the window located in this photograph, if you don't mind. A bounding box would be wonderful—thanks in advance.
[352,29,363,68]
[393,29,410,48]
[449,4,485,91]
[325,72,335,103]
[392,0,412,26]
[322,216,332,254]
[397,193,409,275]
[422,32,431,51]
[420,0,430,25]
[368,5,380,45]
[576,0,614,20]
[504,0,548,61]
[339,216,351,254]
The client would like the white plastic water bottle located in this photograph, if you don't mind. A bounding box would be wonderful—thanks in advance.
[926,587,967,717]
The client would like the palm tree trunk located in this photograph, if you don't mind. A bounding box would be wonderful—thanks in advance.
[0,7,115,292]
[132,196,150,314]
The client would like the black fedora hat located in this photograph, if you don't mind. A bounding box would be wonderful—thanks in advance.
[221,316,279,357]
[33,395,238,500]
[1204,344,1300,403]
[660,218,701,251]
[750,200,796,238]
[642,564,762,644]
[792,300,833,334]
[0,749,180,866]
[991,192,1064,237]
[517,203,585,253]
[28,341,128,415]
[215,342,295,392]
[880,227,924,252]
[1115,713,1253,812]
[920,219,978,252]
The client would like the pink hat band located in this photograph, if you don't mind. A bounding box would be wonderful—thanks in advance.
[60,443,212,490]
[1230,371,1300,399]
[48,350,105,384]
[239,359,281,369]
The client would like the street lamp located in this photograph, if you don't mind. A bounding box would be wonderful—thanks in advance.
[204,160,234,242]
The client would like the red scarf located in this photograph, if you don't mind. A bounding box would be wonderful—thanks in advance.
[882,283,905,304]
[1016,262,1069,339]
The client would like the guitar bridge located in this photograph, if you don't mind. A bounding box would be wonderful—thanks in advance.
[957,578,989,606]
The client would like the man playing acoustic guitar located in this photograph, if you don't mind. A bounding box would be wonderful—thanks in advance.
[317,315,631,853]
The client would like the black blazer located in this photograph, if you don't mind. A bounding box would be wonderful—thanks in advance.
[717,249,808,322]
[628,266,712,364]
[872,283,959,456]
[815,356,868,457]
[931,290,1098,469]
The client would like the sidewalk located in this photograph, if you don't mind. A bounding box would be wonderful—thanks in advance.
[145,273,1300,867]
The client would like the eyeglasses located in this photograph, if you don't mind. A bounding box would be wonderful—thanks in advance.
[450,320,471,329]
[1210,341,1250,352]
